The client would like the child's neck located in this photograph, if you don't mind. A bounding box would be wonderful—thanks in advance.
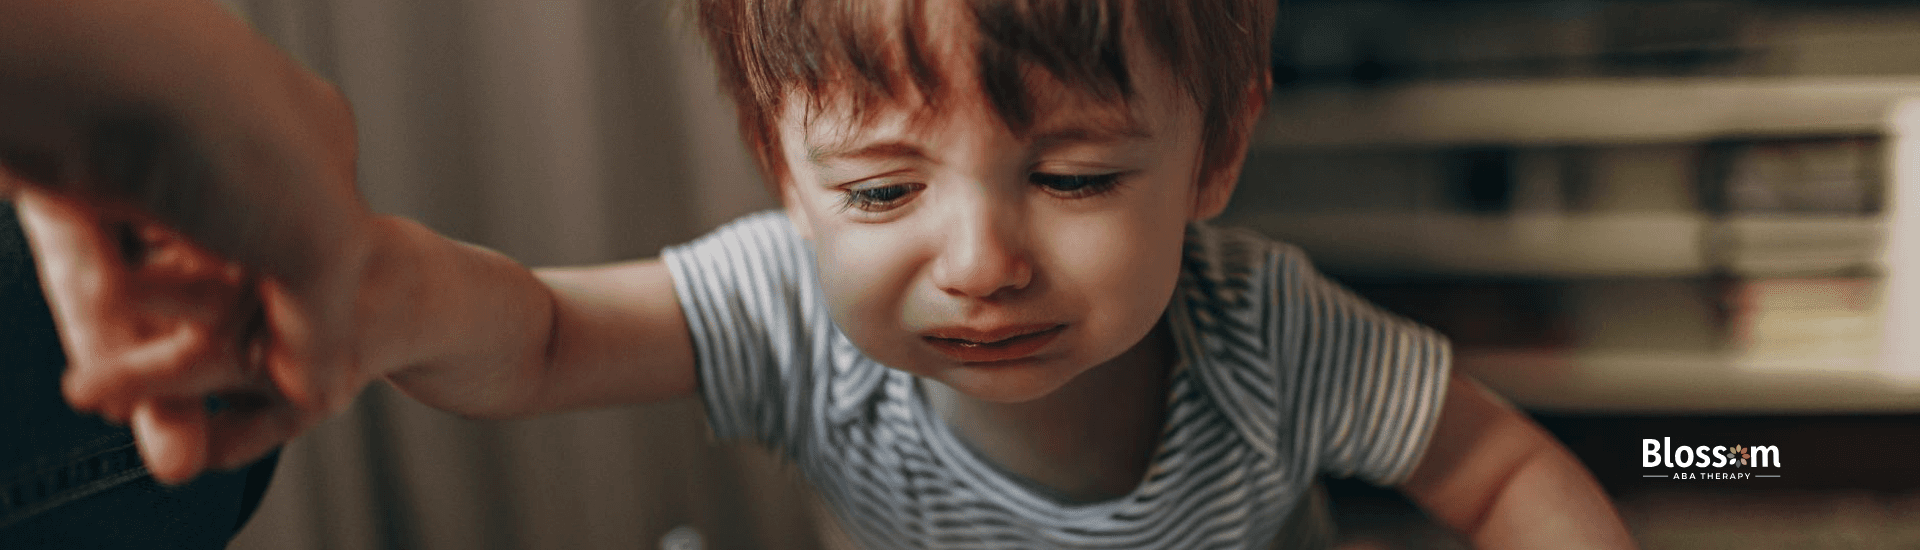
[923,320,1176,504]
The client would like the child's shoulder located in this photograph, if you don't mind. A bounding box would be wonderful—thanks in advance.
[663,210,814,285]
[1176,221,1322,310]
[1184,220,1317,273]
[1174,218,1448,376]
[701,209,802,243]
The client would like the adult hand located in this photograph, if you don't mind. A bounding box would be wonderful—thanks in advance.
[0,0,386,484]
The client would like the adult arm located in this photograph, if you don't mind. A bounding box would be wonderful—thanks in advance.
[1399,372,1638,548]
[2,0,372,484]
[1,0,698,484]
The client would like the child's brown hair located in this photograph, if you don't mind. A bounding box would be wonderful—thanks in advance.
[694,0,1275,193]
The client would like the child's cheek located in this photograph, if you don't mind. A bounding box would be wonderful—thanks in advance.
[1051,217,1183,335]
[813,229,931,366]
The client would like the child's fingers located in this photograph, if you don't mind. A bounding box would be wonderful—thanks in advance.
[131,396,211,485]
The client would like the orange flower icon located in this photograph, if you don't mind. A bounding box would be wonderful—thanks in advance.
[1729,445,1750,467]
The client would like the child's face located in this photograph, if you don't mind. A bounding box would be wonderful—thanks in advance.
[776,11,1243,404]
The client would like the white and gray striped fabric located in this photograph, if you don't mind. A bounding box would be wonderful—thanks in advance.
[662,211,1452,549]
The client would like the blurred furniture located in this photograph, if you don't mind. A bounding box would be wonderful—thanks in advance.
[1235,4,1920,547]
[1226,0,1920,415]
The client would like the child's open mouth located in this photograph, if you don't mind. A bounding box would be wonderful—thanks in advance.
[921,324,1065,364]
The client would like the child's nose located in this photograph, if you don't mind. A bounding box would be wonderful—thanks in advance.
[931,208,1032,300]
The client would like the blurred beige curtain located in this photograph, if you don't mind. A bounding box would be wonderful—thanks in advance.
[213,1,820,548]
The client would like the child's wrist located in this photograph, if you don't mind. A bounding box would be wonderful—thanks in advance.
[356,215,438,381]
[362,216,555,416]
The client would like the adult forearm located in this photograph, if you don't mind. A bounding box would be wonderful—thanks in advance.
[368,216,559,419]
[0,0,222,149]
[2,0,286,174]
[0,0,360,279]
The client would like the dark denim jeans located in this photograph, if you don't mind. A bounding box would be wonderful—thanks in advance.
[0,204,277,549]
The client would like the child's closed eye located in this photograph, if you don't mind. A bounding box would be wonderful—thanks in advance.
[839,180,925,213]
[835,171,1128,215]
[1030,172,1124,199]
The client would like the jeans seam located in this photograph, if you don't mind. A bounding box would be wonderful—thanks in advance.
[0,432,127,481]
[0,439,148,530]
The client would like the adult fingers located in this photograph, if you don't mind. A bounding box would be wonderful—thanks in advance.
[195,281,363,473]
[129,311,291,483]
[17,188,259,416]
[256,277,357,415]
[15,187,141,412]
[203,391,307,472]
[131,396,211,485]
[0,165,18,199]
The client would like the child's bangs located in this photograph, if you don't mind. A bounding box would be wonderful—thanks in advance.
[736,0,1140,135]
[700,0,1272,191]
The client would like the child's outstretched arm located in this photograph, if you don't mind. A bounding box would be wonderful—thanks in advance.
[1,0,698,484]
[1399,373,1638,548]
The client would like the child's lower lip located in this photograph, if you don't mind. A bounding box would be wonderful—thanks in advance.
[922,326,1065,364]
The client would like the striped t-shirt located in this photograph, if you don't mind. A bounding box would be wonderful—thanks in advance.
[663,211,1451,549]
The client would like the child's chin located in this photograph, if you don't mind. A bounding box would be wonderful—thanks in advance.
[926,364,1077,404]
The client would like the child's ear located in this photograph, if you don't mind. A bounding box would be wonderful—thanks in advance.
[1190,76,1270,222]
[780,178,815,240]
[1189,146,1246,222]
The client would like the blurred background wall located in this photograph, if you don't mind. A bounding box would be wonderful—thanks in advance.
[212,1,819,549]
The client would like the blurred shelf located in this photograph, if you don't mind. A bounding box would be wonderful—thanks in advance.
[1460,347,1920,414]
[1714,215,1889,275]
[1232,211,1884,278]
[1257,77,1920,148]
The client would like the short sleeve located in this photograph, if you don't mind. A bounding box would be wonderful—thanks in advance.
[1270,244,1452,486]
[661,211,819,452]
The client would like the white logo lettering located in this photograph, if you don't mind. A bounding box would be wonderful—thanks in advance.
[1639,438,1782,477]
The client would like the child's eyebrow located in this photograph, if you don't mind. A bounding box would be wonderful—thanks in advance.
[808,141,929,166]
[1028,120,1154,148]
[806,119,1152,166]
